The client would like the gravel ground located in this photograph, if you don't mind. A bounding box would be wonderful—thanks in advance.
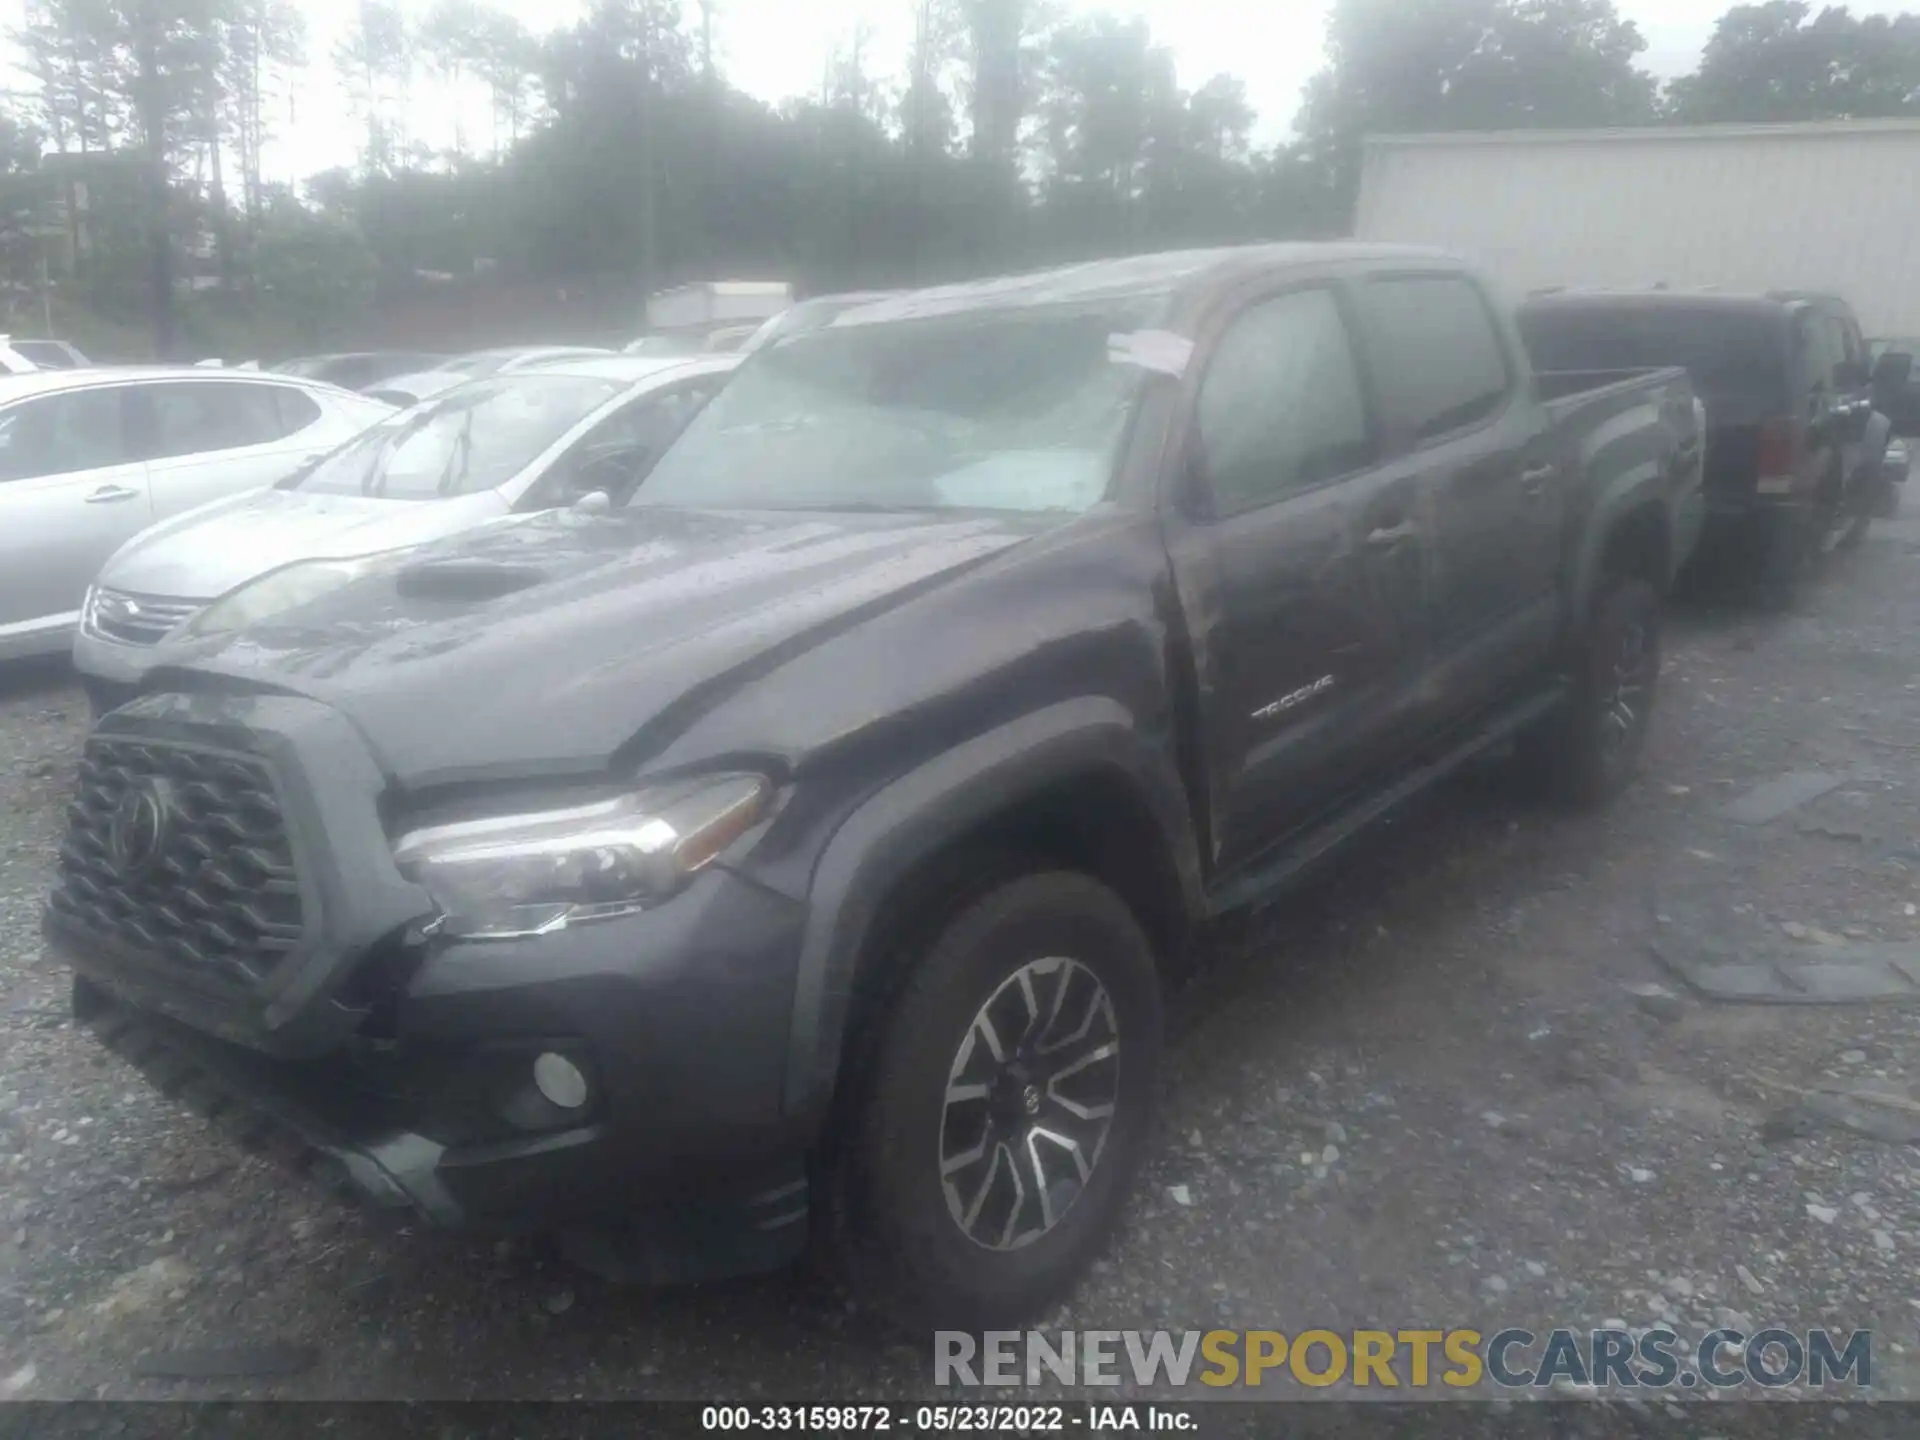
[5,523,1920,1410]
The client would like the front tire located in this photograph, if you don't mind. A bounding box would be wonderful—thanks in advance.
[1515,574,1661,808]
[836,871,1163,1330]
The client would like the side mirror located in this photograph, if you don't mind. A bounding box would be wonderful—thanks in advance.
[1834,359,1870,390]
[1873,351,1914,387]
[571,489,611,514]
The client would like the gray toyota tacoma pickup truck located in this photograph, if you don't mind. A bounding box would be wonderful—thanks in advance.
[46,243,1702,1328]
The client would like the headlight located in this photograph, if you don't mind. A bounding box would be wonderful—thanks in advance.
[179,552,403,642]
[391,774,769,941]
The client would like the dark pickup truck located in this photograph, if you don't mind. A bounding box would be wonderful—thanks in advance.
[45,244,1703,1328]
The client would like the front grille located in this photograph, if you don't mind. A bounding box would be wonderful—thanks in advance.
[50,736,307,990]
[83,587,206,646]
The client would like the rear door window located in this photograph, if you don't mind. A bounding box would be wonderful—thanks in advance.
[1353,275,1512,444]
[0,388,131,481]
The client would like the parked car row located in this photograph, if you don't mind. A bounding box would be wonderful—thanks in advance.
[33,242,1709,1332]
[74,353,737,711]
[0,367,393,663]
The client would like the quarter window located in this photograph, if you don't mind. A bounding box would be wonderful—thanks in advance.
[274,387,322,435]
[1194,287,1373,517]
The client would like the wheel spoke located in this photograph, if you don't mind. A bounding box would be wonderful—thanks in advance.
[1015,964,1044,1046]
[994,1140,1027,1248]
[1031,1124,1095,1183]
[942,1134,989,1178]
[961,1141,1011,1233]
[1022,1129,1058,1235]
[974,1011,1007,1065]
[1038,968,1106,1055]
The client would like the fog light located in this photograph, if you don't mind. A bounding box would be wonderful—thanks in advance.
[532,1052,589,1109]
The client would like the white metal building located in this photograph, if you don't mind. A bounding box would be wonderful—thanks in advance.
[1353,119,1920,336]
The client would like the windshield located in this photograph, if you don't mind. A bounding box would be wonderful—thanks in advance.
[1518,306,1788,400]
[1872,337,1920,361]
[633,301,1154,514]
[294,374,621,499]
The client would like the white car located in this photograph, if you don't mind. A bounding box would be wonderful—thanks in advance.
[74,354,738,712]
[0,336,89,371]
[0,367,393,663]
[363,346,616,408]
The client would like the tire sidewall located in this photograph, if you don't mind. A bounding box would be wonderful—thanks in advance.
[851,873,1162,1328]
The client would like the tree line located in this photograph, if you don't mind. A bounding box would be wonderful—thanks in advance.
[2,0,1918,357]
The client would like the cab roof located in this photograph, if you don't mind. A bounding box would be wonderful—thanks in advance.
[827,243,1464,331]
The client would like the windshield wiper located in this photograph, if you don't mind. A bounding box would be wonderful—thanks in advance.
[436,408,477,496]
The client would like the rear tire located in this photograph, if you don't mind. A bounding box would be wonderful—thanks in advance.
[835,871,1162,1331]
[1514,575,1661,809]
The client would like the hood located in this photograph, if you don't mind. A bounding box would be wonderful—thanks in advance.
[102,486,511,599]
[167,506,1046,787]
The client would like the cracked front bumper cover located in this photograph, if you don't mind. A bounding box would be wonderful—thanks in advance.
[72,974,815,1282]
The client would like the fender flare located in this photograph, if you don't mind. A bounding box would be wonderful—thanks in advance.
[1569,461,1673,622]
[779,696,1203,1120]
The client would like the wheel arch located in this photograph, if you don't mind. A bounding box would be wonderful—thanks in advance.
[781,697,1203,1124]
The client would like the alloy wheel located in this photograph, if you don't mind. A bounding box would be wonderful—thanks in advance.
[938,956,1121,1252]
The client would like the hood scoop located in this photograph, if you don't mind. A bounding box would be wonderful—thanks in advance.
[393,557,551,602]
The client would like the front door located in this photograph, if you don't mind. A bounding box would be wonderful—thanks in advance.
[1162,282,1430,875]
[0,386,149,644]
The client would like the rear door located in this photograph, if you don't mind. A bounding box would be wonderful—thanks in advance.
[1350,272,1560,716]
[1162,280,1430,871]
[0,385,149,636]
[132,379,338,520]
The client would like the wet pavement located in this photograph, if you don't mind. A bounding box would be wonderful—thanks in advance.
[5,519,1920,1406]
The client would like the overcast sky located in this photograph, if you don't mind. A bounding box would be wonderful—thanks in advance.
[0,0,1912,179]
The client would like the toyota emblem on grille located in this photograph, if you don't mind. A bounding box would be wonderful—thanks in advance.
[108,779,173,880]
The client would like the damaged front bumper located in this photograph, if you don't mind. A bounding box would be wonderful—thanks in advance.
[70,970,816,1284]
[46,690,823,1285]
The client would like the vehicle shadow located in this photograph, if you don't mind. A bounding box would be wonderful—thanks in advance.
[0,654,76,705]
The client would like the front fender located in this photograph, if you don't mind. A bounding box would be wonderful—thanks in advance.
[780,696,1201,1121]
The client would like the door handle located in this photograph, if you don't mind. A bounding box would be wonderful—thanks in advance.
[1365,520,1416,548]
[1521,463,1556,495]
[84,484,140,504]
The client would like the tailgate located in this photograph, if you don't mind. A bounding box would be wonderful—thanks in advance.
[1698,393,1774,499]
